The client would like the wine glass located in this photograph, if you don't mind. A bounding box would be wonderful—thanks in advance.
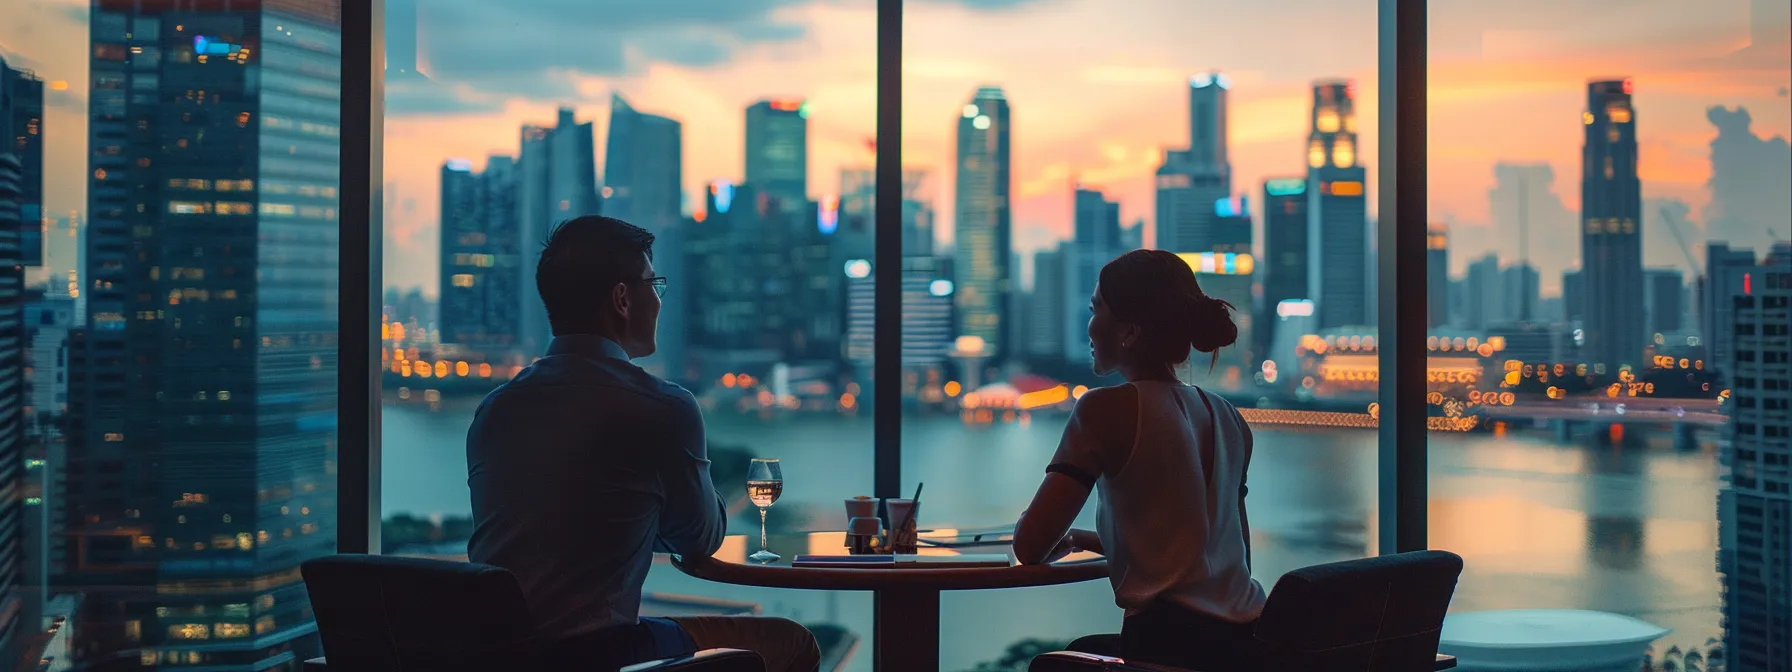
[746,458,784,563]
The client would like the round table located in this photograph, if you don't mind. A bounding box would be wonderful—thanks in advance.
[672,531,1109,672]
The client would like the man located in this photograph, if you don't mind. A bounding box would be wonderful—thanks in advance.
[468,216,820,671]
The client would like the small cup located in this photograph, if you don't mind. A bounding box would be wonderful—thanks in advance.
[884,498,919,554]
[845,496,878,526]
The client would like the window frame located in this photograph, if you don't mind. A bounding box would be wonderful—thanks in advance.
[334,0,1432,555]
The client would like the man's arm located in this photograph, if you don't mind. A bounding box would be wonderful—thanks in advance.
[656,398,727,557]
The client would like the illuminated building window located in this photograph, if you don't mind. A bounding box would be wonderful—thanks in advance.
[1332,137,1356,169]
[260,203,296,216]
[1607,105,1632,124]
[216,623,249,638]
[450,274,476,288]
[168,624,209,640]
[1307,140,1326,168]
[1607,126,1620,143]
[1622,218,1635,234]
[168,201,210,214]
[1316,108,1340,133]
[215,201,253,215]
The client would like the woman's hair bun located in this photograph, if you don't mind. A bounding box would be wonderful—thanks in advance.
[1187,295,1238,354]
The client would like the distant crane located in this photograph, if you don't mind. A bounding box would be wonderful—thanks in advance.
[1658,206,1701,275]
[1659,207,1708,342]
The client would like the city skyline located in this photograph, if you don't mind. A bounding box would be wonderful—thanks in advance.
[6,0,1788,298]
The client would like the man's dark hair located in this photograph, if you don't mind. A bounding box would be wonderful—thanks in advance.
[535,215,655,336]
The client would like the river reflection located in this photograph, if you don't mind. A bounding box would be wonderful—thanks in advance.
[383,398,1721,671]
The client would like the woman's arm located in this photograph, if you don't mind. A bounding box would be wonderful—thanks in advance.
[1012,386,1135,565]
[1013,474,1094,565]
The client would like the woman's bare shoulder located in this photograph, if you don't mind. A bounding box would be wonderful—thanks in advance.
[1071,384,1139,451]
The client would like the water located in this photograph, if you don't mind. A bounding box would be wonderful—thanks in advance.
[383,397,1723,670]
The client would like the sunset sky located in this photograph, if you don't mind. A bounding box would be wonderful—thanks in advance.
[4,0,1788,297]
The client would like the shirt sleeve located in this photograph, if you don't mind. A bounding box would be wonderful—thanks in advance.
[655,394,728,556]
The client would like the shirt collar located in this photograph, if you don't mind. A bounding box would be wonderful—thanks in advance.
[546,334,631,362]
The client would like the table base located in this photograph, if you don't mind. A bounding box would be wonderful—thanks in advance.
[874,588,941,671]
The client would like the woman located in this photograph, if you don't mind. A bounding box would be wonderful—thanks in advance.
[1012,249,1265,670]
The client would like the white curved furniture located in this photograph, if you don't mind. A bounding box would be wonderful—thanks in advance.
[1439,609,1668,672]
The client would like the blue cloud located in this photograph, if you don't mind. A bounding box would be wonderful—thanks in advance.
[389,0,1049,111]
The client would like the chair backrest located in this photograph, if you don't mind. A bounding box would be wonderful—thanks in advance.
[302,554,538,671]
[1254,550,1463,672]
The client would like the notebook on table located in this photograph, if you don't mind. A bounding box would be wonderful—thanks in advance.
[792,554,1012,569]
[915,526,1016,548]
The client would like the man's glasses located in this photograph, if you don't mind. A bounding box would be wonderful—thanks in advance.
[636,276,669,298]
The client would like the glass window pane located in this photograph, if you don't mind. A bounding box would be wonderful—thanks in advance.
[1426,1,1788,668]
[2,0,343,666]
[902,3,1380,668]
[379,0,876,666]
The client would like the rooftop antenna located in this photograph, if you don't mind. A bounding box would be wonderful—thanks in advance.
[1518,173,1531,322]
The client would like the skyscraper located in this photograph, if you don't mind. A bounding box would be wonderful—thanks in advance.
[0,58,35,661]
[1073,187,1121,255]
[1028,245,1066,360]
[1718,268,1790,672]
[1580,79,1645,373]
[1155,73,1232,255]
[1211,195,1251,255]
[604,93,683,232]
[953,87,1013,362]
[437,157,521,352]
[1066,188,1121,362]
[1260,177,1310,357]
[517,108,601,354]
[1564,269,1585,325]
[1463,254,1503,331]
[1427,224,1450,328]
[1501,263,1540,324]
[22,294,75,658]
[1306,80,1370,329]
[4,59,43,268]
[745,99,808,203]
[842,258,954,379]
[1187,72,1231,174]
[1703,242,1760,384]
[1644,268,1684,336]
[684,180,834,376]
[72,3,342,666]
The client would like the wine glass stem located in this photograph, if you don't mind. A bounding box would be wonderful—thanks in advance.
[759,507,769,552]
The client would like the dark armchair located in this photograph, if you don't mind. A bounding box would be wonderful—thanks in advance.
[1030,550,1464,672]
[300,554,764,671]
